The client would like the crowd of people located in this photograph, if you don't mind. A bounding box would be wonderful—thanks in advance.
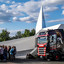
[0,45,16,61]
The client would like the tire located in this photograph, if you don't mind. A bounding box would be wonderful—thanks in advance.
[48,52,60,61]
[37,56,40,58]
[54,52,61,61]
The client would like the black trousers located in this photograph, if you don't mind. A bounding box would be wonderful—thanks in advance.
[1,54,3,60]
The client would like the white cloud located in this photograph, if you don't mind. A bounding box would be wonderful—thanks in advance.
[0,0,63,23]
[12,1,15,4]
[19,16,36,23]
[13,17,17,21]
[12,0,61,23]
[20,17,31,21]
[43,0,64,6]
[61,6,64,15]
[9,29,24,37]
[9,29,24,33]
[9,28,33,37]
[10,4,17,8]
[0,9,12,23]
[6,1,10,4]
[0,4,8,11]
[13,16,36,23]
[48,18,64,22]
[0,28,5,31]
[44,6,59,12]
[0,22,4,24]
[0,3,24,23]
[0,28,24,37]
[62,10,64,15]
[26,21,32,23]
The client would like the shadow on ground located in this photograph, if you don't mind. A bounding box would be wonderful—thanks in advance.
[0,58,64,64]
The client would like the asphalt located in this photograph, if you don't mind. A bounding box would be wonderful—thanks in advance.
[16,49,33,59]
[0,58,64,64]
[0,49,64,64]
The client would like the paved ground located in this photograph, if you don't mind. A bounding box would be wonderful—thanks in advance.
[0,50,64,64]
[0,48,63,64]
[0,59,64,64]
[0,50,63,63]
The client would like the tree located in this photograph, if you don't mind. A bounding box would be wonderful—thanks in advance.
[30,29,35,36]
[24,29,30,37]
[15,31,22,38]
[0,30,10,41]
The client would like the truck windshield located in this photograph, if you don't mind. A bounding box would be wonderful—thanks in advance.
[37,36,47,44]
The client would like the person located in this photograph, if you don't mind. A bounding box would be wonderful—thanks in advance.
[13,46,16,59]
[7,46,11,60]
[0,46,4,61]
[3,46,7,61]
[10,46,14,60]
[0,45,1,61]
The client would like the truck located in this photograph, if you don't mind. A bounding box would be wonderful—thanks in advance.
[26,29,64,60]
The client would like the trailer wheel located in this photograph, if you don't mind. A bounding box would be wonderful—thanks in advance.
[54,52,61,61]
[49,52,61,61]
[55,55,60,60]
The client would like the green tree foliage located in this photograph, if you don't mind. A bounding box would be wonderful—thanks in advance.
[24,29,30,37]
[0,29,35,41]
[21,34,25,37]
[15,31,22,38]
[0,30,10,41]
[30,29,35,36]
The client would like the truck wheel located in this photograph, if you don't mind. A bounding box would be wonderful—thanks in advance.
[37,56,40,58]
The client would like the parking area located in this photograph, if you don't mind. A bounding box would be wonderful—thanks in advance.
[0,58,64,64]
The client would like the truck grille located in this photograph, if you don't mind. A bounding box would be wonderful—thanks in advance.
[38,47,46,56]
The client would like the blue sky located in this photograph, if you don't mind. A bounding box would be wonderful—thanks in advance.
[0,0,64,36]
